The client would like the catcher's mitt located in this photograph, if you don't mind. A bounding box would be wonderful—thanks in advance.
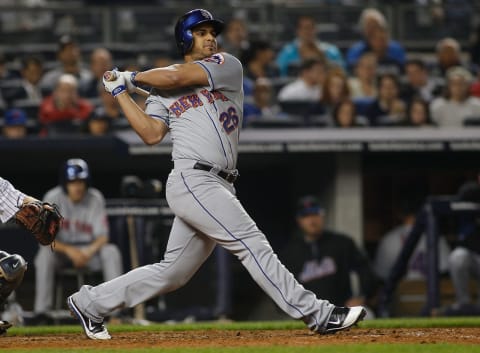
[14,201,63,246]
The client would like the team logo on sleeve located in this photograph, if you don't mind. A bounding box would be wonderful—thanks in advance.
[203,53,225,65]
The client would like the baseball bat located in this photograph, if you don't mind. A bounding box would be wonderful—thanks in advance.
[126,215,146,321]
[103,70,150,97]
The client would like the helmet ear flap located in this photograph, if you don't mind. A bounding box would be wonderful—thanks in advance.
[184,29,193,53]
[175,14,189,55]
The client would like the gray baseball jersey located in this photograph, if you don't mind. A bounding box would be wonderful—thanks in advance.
[72,52,334,333]
[43,186,109,244]
[374,224,451,280]
[145,52,243,170]
[0,177,26,223]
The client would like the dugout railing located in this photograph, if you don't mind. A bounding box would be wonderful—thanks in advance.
[379,197,480,317]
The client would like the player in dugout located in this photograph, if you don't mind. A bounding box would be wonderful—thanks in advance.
[66,9,366,340]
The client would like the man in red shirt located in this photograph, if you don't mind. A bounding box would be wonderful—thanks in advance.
[39,74,93,133]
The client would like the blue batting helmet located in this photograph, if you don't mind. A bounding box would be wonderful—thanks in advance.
[174,9,224,55]
[61,158,90,191]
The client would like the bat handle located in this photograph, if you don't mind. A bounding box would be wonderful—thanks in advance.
[103,70,118,82]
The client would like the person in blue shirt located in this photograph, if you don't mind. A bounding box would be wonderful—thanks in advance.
[276,15,344,77]
[347,26,405,76]
[347,9,405,75]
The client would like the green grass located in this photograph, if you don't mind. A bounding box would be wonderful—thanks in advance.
[5,320,304,336]
[359,316,480,328]
[6,316,480,336]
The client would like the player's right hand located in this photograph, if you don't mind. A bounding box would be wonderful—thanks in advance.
[103,70,127,97]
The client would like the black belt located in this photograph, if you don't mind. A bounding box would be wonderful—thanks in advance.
[193,162,239,183]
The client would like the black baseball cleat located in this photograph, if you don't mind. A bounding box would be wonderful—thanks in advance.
[67,295,111,340]
[0,320,12,335]
[323,306,366,334]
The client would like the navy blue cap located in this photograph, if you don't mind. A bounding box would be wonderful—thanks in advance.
[296,195,324,217]
[4,109,27,126]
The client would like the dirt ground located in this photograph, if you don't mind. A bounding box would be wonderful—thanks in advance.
[1,328,480,349]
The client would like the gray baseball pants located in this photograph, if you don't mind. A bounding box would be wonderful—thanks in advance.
[72,165,334,330]
[34,244,122,313]
[449,246,480,305]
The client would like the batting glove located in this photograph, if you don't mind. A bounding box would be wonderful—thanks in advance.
[119,71,138,94]
[103,72,127,98]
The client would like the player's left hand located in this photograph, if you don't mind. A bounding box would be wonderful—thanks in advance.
[103,71,127,97]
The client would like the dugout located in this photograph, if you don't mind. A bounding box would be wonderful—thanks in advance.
[1,128,480,320]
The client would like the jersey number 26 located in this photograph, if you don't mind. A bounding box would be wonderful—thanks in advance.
[219,107,239,134]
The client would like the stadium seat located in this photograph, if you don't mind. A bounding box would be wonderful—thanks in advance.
[463,117,480,126]
[279,101,325,118]
[246,115,303,128]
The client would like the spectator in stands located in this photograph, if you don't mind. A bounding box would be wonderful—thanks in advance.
[348,53,378,100]
[401,59,441,105]
[34,158,122,319]
[430,66,480,127]
[369,26,405,75]
[432,38,463,79]
[244,78,284,126]
[87,84,126,135]
[332,100,363,128]
[39,74,93,133]
[4,56,43,106]
[86,114,111,136]
[282,195,378,310]
[39,35,92,96]
[365,73,406,126]
[276,15,344,76]
[277,58,326,102]
[405,96,433,127]
[374,200,450,282]
[84,48,113,98]
[405,97,433,127]
[220,18,250,59]
[347,9,405,74]
[241,40,278,81]
[357,8,387,40]
[1,108,28,139]
[321,68,350,115]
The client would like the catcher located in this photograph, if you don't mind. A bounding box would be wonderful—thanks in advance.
[0,176,62,334]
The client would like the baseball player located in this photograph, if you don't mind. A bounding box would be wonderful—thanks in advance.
[67,9,366,340]
[0,177,41,334]
[34,159,122,316]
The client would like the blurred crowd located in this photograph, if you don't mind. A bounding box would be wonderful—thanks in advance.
[1,4,480,137]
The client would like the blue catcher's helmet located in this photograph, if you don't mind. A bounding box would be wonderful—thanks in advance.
[61,158,90,191]
[174,9,224,55]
